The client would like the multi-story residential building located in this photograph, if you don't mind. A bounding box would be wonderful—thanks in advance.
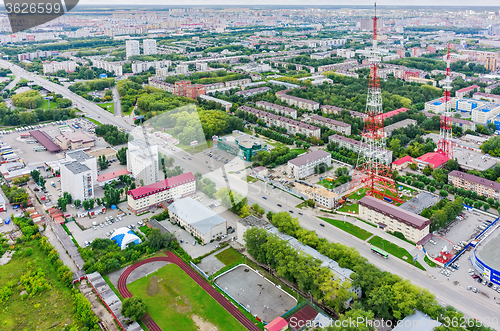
[148,77,175,93]
[279,94,319,111]
[310,52,331,60]
[65,150,98,185]
[131,60,171,74]
[43,61,77,74]
[225,78,252,88]
[485,82,500,94]
[127,172,196,215]
[471,102,500,124]
[422,111,476,131]
[195,62,208,71]
[359,196,431,243]
[424,97,454,114]
[18,50,58,62]
[235,87,270,98]
[473,92,500,103]
[287,150,332,179]
[255,101,298,119]
[239,106,321,138]
[143,39,157,55]
[60,161,94,201]
[328,134,392,164]
[126,139,159,186]
[176,64,189,75]
[456,85,480,98]
[303,114,351,135]
[448,170,500,201]
[126,40,140,59]
[320,105,344,114]
[168,197,227,244]
[91,59,123,76]
[199,94,232,112]
[174,80,206,99]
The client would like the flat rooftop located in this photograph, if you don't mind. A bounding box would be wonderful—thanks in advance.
[400,192,439,215]
[476,225,500,272]
[453,147,498,171]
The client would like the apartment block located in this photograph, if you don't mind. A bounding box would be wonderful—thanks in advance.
[448,170,500,201]
[92,59,123,76]
[279,94,319,111]
[234,87,270,98]
[174,80,206,99]
[126,139,159,186]
[131,60,171,74]
[239,106,320,138]
[127,172,196,215]
[304,114,351,135]
[328,134,392,165]
[60,161,94,201]
[255,101,298,119]
[148,77,175,93]
[43,61,77,74]
[359,196,431,243]
[225,78,252,88]
[126,40,140,58]
[287,150,332,179]
[143,39,157,55]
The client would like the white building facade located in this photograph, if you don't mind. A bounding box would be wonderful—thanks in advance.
[60,161,94,201]
[143,39,157,55]
[287,150,332,179]
[126,139,160,186]
[126,40,140,58]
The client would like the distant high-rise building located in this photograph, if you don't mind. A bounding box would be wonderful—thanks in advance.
[360,17,383,31]
[126,40,140,59]
[143,39,157,55]
[486,57,497,71]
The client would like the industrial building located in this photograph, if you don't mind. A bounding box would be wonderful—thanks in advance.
[127,172,196,215]
[359,196,431,243]
[287,150,331,179]
[236,215,271,245]
[167,197,227,244]
[55,132,95,151]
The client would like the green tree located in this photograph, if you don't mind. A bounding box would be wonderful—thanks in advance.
[98,155,109,170]
[58,198,67,211]
[250,203,265,218]
[30,169,40,183]
[117,147,127,165]
[63,192,72,204]
[39,177,46,190]
[439,190,448,197]
[74,199,81,208]
[121,297,147,322]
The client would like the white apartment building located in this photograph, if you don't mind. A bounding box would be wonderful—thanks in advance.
[127,172,196,215]
[43,61,77,74]
[279,94,319,111]
[471,102,500,124]
[196,62,208,71]
[359,196,431,243]
[60,161,94,201]
[126,40,140,59]
[168,197,227,244]
[92,60,123,76]
[287,150,332,179]
[176,64,189,74]
[126,139,160,186]
[65,150,98,185]
[131,60,171,74]
[255,101,298,119]
[303,114,351,135]
[148,77,175,93]
[143,39,157,55]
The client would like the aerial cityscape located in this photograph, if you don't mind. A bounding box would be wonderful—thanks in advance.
[1,3,500,331]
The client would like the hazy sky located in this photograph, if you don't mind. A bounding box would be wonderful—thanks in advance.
[75,0,500,6]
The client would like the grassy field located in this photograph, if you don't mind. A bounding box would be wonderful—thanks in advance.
[368,236,426,271]
[348,188,366,201]
[98,102,114,114]
[215,247,245,265]
[86,117,102,126]
[424,255,438,268]
[128,264,246,331]
[319,217,373,240]
[318,179,335,189]
[338,203,359,214]
[290,148,307,155]
[245,176,259,183]
[0,242,82,331]
[40,98,59,110]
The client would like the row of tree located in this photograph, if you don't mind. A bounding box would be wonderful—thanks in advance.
[0,107,77,126]
[94,124,131,146]
[251,146,301,168]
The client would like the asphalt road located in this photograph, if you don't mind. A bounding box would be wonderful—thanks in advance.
[0,60,133,131]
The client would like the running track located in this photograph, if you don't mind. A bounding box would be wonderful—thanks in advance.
[117,251,261,331]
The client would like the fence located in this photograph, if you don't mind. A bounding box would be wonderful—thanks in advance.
[190,261,209,280]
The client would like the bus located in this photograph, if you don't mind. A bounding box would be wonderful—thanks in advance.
[33,147,47,152]
[0,146,12,155]
[26,140,37,144]
[20,134,31,139]
[371,246,389,259]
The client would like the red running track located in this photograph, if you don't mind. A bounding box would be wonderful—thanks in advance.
[116,251,260,331]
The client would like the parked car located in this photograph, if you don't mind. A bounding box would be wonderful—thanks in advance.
[298,212,303,215]
[277,204,282,207]
[320,223,325,227]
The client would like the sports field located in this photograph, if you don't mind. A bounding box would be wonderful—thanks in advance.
[127,263,246,331]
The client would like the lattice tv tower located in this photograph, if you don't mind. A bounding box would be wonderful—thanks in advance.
[349,3,402,203]
[437,44,453,159]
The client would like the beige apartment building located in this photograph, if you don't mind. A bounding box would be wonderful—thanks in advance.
[448,170,500,201]
[359,196,431,243]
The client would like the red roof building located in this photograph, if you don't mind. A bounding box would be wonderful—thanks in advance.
[379,107,409,120]
[265,317,288,331]
[392,155,414,171]
[29,130,61,153]
[285,305,318,331]
[127,172,196,215]
[415,152,449,170]
[97,168,131,186]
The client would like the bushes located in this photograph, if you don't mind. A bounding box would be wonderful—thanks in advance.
[11,90,43,109]
[94,124,131,145]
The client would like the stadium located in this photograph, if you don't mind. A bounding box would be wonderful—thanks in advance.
[471,222,500,286]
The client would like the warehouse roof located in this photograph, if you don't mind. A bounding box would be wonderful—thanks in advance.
[167,197,226,235]
[29,130,61,153]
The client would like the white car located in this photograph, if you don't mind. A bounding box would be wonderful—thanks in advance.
[93,226,97,230]
[105,232,110,237]
[100,223,104,228]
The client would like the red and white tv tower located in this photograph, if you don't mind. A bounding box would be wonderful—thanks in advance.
[348,4,402,203]
[437,44,453,159]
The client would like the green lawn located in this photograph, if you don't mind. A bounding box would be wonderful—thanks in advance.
[86,117,102,126]
[245,176,258,183]
[0,242,83,331]
[319,179,335,189]
[39,98,59,109]
[128,264,246,331]
[348,188,367,201]
[291,148,307,155]
[319,217,373,240]
[424,255,438,268]
[98,102,114,114]
[338,203,359,214]
[368,236,426,271]
[215,247,245,266]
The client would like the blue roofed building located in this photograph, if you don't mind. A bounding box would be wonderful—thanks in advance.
[455,99,482,113]
[110,227,142,250]
[472,102,500,124]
